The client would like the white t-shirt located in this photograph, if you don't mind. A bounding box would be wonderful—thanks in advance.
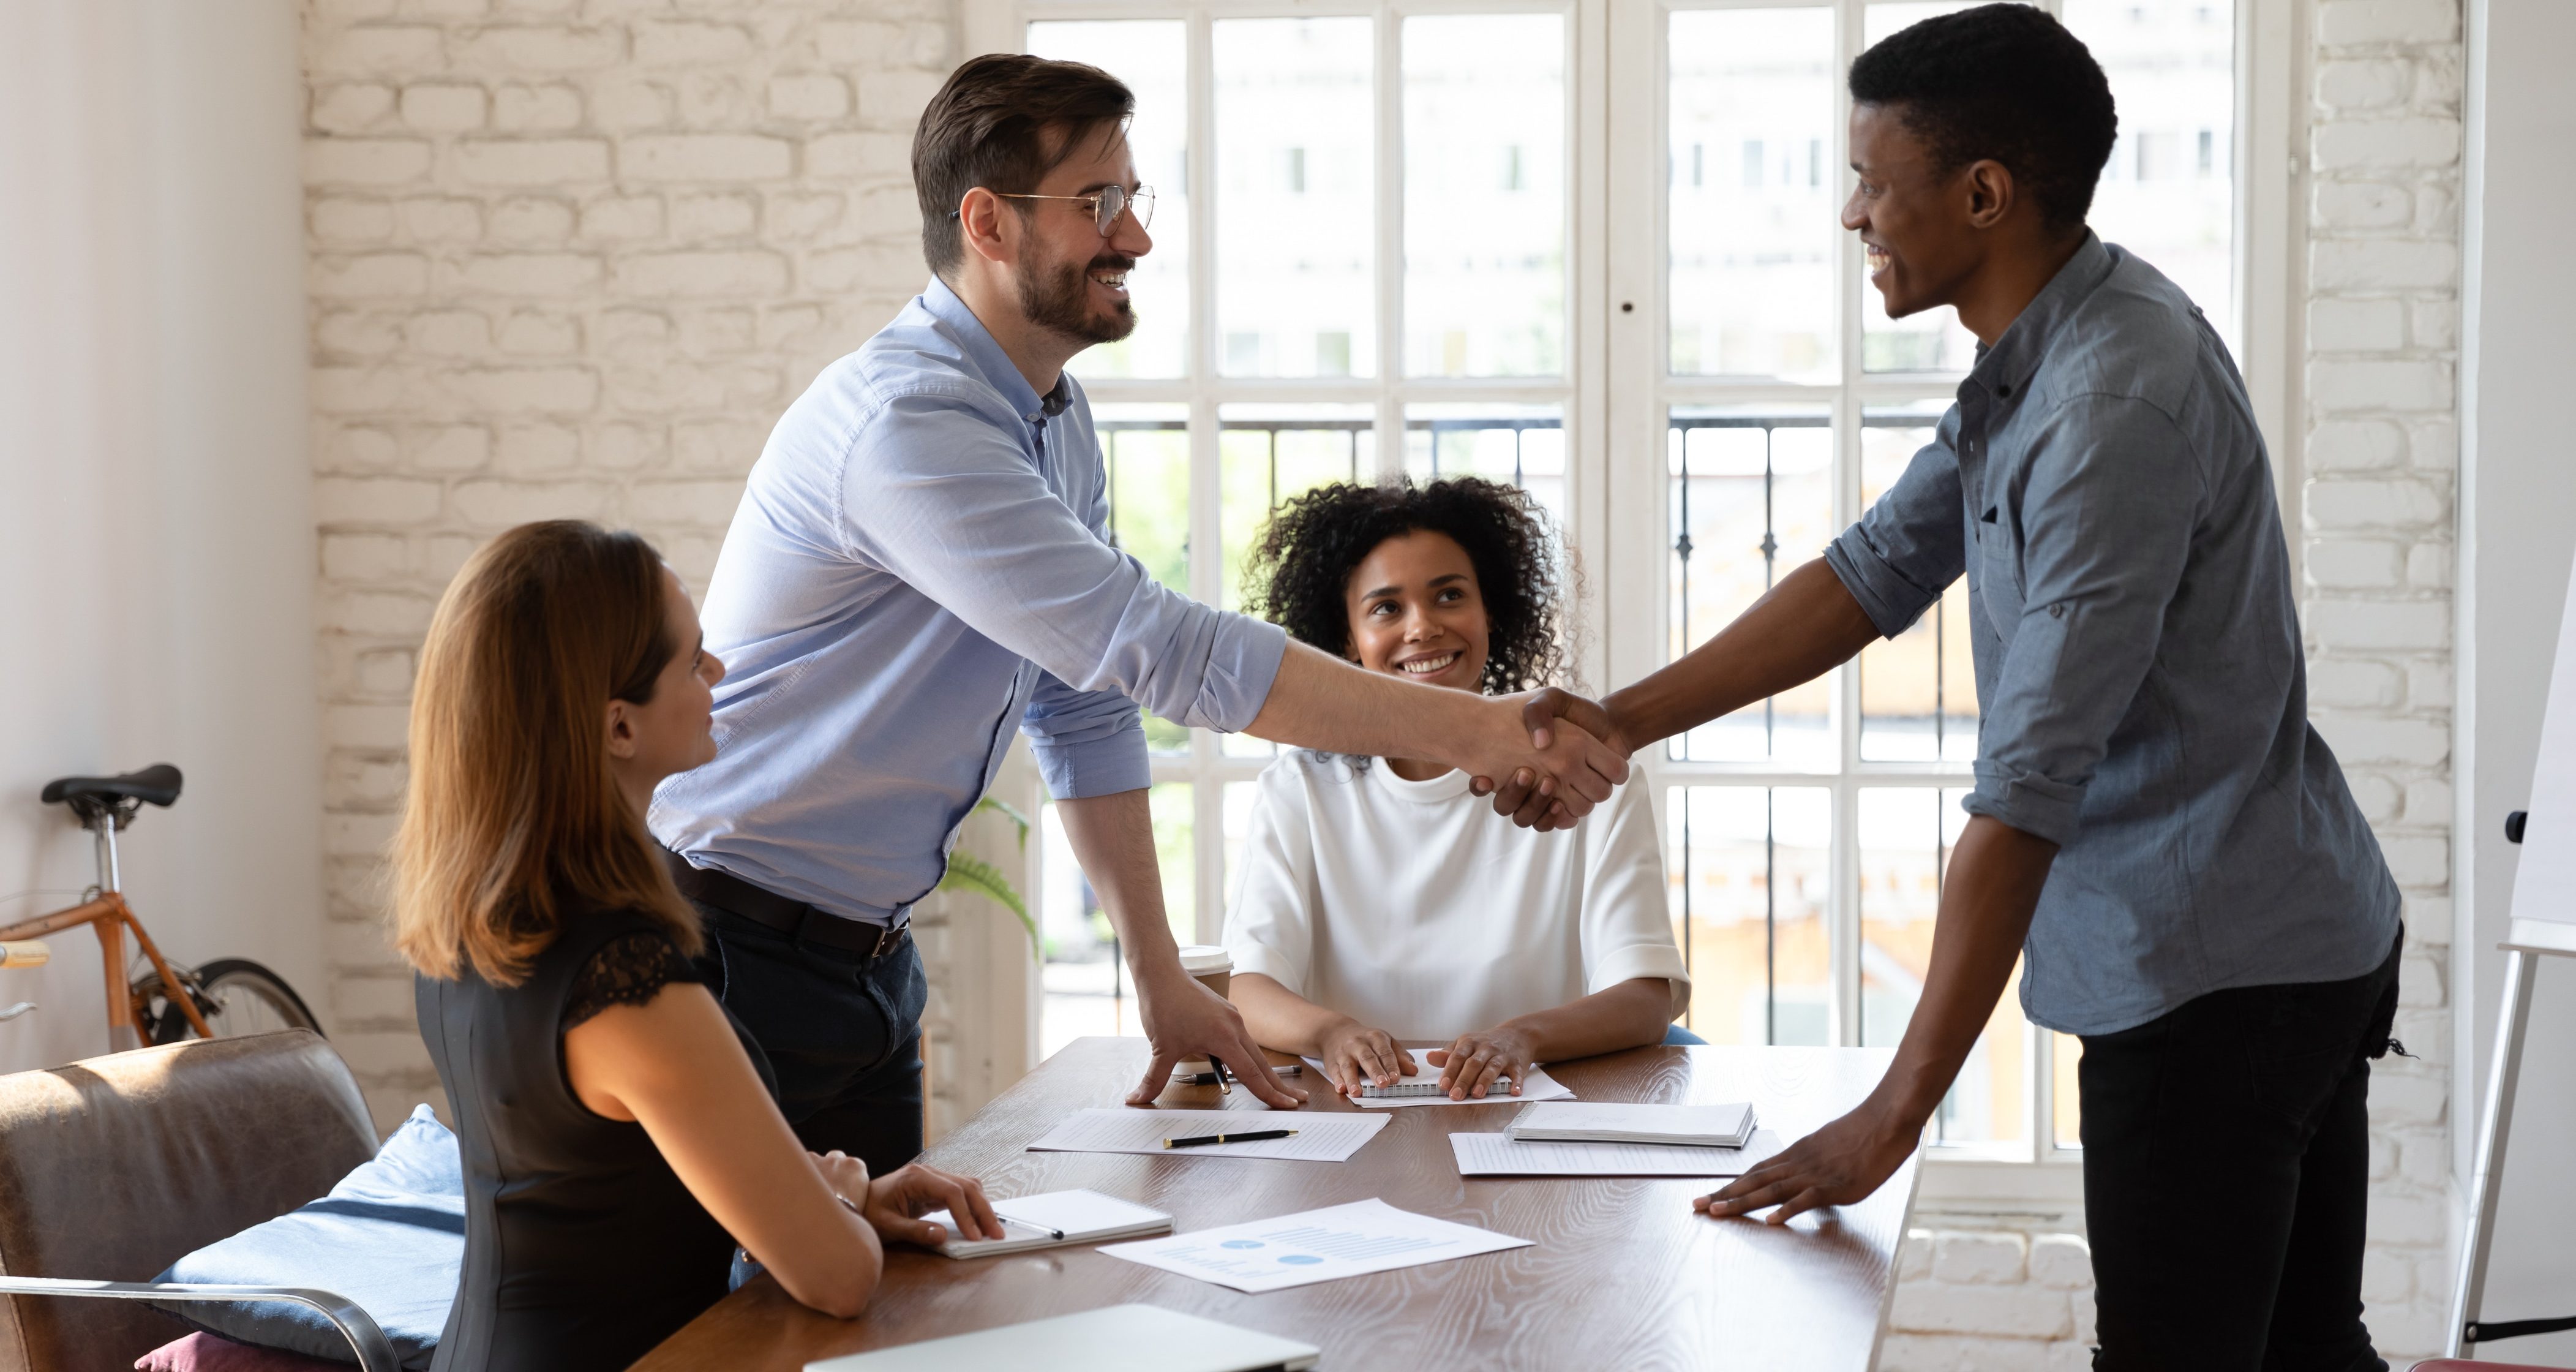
[1222,750,1689,1041]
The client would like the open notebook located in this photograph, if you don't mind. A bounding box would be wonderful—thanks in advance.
[918,1189,1172,1258]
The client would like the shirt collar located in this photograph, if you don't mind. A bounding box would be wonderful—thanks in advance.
[1966,230,2114,405]
[920,276,1074,424]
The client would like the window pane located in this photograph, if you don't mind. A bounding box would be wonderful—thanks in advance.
[1215,17,1375,377]
[1666,409,1834,767]
[2063,0,2237,353]
[1404,403,1567,535]
[1149,781,1195,943]
[1403,13,1566,377]
[1097,404,1193,755]
[1858,786,2030,1148]
[1040,799,1127,1057]
[1858,405,1977,761]
[1026,21,1189,379]
[1664,786,1833,1046]
[2054,1031,2084,1150]
[1858,3,1992,374]
[1668,8,1836,382]
[1219,404,1377,758]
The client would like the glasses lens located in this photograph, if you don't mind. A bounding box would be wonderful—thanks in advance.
[1128,187,1155,231]
[1094,186,1127,235]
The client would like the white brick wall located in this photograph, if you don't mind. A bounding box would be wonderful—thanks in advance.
[300,0,956,1128]
[1882,2,2468,1365]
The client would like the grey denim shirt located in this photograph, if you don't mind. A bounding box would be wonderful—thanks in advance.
[1823,233,2399,1036]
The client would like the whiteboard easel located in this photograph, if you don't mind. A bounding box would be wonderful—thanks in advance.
[2447,546,2576,1357]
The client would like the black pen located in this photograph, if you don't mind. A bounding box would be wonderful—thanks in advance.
[993,1209,1064,1240]
[1162,1128,1297,1149]
[1174,1066,1301,1085]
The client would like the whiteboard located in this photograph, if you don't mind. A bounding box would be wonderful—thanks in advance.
[2510,544,2576,946]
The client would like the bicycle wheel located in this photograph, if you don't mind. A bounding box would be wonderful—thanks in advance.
[136,958,323,1044]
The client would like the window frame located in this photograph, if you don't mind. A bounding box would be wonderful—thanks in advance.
[967,0,2295,1206]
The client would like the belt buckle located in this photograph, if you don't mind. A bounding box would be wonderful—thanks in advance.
[869,923,904,958]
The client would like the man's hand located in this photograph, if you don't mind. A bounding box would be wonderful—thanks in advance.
[1692,1098,1918,1226]
[1452,691,1627,825]
[1128,968,1307,1109]
[1472,689,1632,831]
[1315,1018,1414,1096]
[852,1155,1002,1245]
[1427,1026,1535,1100]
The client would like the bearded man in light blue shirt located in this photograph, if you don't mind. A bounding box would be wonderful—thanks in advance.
[650,53,1624,1175]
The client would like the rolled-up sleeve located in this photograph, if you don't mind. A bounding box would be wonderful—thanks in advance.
[1961,396,2202,845]
[1021,669,1149,799]
[841,390,1289,733]
[1825,421,1970,637]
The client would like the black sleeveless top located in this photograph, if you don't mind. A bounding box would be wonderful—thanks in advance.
[417,907,776,1372]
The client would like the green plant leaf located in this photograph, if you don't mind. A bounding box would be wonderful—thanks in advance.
[974,796,1032,851]
[940,851,1038,959]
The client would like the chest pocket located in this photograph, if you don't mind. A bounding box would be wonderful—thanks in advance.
[1974,500,2027,639]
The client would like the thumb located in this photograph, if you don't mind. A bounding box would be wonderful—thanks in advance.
[1129,1048,1181,1106]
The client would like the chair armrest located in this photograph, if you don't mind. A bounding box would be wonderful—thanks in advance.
[0,1275,400,1372]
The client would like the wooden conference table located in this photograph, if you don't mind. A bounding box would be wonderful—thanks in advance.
[633,1039,1918,1372]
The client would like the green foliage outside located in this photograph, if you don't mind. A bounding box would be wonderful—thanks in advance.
[939,797,1038,959]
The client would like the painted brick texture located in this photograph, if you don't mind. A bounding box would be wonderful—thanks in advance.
[302,0,955,1129]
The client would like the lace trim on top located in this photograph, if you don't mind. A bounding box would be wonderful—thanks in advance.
[562,929,697,1033]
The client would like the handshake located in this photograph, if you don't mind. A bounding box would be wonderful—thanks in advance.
[1465,687,1634,833]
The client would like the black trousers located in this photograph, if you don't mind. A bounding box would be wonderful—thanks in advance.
[689,903,928,1178]
[2081,933,2401,1372]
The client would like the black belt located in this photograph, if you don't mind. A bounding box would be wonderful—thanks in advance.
[662,850,911,959]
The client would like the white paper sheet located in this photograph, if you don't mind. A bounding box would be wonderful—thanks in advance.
[1026,1108,1389,1162]
[1297,1049,1577,1108]
[1449,1128,1789,1177]
[1097,1198,1532,1294]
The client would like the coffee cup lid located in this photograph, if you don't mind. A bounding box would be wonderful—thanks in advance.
[1177,944,1233,975]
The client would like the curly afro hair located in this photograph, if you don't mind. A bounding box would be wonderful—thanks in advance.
[1243,477,1566,695]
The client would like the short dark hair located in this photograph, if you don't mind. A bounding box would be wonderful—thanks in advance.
[1848,4,2117,232]
[1244,477,1567,695]
[911,53,1134,276]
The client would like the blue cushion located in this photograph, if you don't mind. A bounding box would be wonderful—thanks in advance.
[153,1104,461,1369]
[1661,1023,1709,1046]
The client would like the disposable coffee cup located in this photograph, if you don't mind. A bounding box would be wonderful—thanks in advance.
[1176,946,1234,1076]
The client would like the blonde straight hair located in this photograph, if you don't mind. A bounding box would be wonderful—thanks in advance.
[393,521,702,986]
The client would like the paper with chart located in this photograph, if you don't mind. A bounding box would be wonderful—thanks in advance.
[1450,1128,1789,1178]
[1026,1108,1389,1161]
[1097,1198,1531,1294]
[1297,1049,1575,1108]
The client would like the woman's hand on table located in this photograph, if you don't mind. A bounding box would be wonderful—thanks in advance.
[1427,1027,1535,1099]
[1316,1019,1414,1096]
[812,1150,1001,1245]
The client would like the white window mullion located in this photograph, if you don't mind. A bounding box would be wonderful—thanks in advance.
[1373,2,1406,478]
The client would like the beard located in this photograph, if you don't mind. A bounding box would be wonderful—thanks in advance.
[1015,250,1138,346]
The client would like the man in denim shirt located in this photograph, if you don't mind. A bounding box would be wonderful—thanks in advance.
[1510,9,2398,1366]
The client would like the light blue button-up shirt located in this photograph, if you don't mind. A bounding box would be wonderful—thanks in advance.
[650,278,1288,925]
[1824,234,2398,1036]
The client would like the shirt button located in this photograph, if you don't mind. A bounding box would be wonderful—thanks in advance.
[2050,604,2065,618]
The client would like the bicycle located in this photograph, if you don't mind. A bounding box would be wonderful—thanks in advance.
[2,764,320,1052]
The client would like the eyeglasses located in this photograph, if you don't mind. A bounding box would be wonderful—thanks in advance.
[956,184,1156,236]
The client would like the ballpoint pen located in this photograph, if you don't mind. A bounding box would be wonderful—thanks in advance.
[1211,1058,1233,1095]
[1162,1128,1297,1149]
[1173,1066,1301,1085]
[993,1210,1064,1240]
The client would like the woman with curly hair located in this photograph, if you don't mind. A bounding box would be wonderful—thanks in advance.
[1222,478,1692,1101]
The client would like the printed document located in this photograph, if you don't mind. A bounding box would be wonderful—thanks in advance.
[1098,1198,1531,1294]
[1449,1128,1789,1177]
[1297,1049,1575,1108]
[1027,1109,1389,1162]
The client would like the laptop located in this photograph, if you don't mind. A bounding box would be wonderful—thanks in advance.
[805,1304,1321,1371]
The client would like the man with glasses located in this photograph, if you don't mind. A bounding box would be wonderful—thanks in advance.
[650,53,1628,1177]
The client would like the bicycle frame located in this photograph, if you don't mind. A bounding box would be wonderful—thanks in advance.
[0,807,211,1047]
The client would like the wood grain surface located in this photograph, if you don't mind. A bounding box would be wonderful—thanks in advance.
[629,1040,1917,1372]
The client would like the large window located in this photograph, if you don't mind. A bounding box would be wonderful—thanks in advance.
[982,0,2280,1188]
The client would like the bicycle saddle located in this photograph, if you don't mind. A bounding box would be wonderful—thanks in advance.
[41,764,183,809]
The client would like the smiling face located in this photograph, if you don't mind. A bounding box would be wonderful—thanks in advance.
[605,566,724,806]
[1342,530,1492,694]
[1011,122,1153,347]
[1841,101,1986,322]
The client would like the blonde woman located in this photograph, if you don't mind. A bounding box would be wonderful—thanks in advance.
[395,521,997,1372]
